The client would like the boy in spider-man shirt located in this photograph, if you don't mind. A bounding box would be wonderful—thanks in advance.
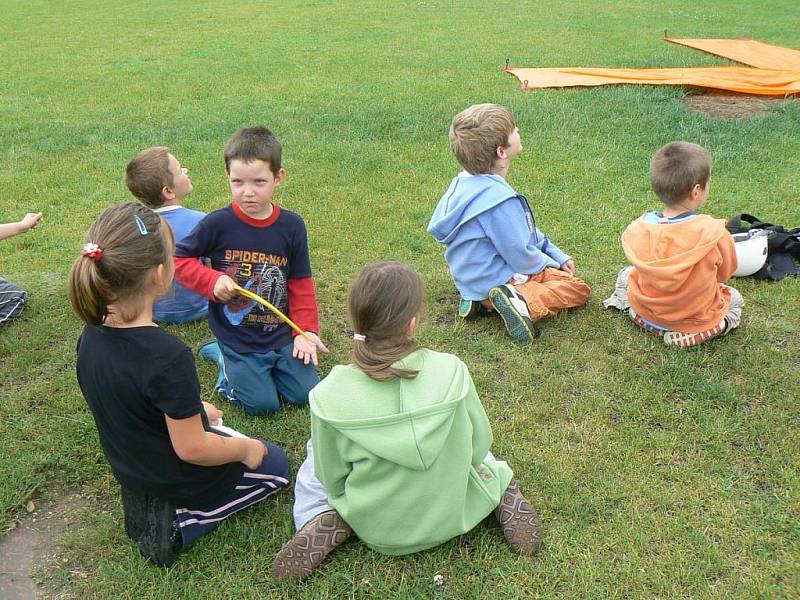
[175,126,328,416]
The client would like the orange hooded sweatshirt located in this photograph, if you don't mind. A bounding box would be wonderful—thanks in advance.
[621,214,737,333]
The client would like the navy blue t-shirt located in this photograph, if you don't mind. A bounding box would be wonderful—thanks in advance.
[175,204,312,354]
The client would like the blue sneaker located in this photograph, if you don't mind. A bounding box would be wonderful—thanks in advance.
[488,285,540,344]
[197,339,226,393]
[458,298,488,319]
[197,338,221,363]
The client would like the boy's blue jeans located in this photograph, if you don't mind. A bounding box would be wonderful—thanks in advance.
[154,305,208,324]
[212,340,319,415]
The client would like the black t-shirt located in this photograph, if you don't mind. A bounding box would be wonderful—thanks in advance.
[76,325,244,505]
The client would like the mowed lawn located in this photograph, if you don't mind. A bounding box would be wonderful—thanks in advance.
[1,1,799,598]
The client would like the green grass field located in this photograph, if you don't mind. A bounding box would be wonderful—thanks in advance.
[1,1,799,598]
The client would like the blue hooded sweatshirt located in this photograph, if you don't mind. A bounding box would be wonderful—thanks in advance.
[427,173,570,300]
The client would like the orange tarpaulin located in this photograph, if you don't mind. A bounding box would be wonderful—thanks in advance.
[665,38,800,71]
[504,38,800,96]
[504,66,800,96]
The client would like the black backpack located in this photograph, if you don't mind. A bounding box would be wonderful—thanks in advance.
[726,214,800,281]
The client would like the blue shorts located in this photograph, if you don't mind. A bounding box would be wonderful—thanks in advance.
[217,340,320,415]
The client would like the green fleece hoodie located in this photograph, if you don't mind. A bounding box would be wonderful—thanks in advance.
[310,349,513,555]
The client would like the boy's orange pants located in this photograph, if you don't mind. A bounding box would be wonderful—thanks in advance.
[483,267,591,321]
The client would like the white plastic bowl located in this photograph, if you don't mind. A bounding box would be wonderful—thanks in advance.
[732,230,769,277]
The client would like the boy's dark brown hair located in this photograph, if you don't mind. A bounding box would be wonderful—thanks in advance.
[224,126,282,175]
[69,203,173,326]
[450,103,516,175]
[349,261,424,381]
[650,141,712,206]
[125,147,173,209]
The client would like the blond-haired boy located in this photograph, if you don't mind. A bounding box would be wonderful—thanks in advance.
[126,147,208,324]
[428,103,590,344]
[603,141,743,346]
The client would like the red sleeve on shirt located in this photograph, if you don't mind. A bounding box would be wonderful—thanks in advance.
[287,276,320,335]
[174,257,224,302]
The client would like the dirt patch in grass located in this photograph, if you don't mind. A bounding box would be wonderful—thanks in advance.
[0,492,84,599]
[682,93,795,118]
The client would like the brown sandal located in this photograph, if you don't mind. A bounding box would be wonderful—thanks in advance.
[493,479,541,555]
[271,510,352,581]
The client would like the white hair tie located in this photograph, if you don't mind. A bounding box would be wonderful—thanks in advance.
[353,333,366,342]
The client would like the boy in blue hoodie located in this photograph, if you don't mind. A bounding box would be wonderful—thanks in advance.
[427,103,590,343]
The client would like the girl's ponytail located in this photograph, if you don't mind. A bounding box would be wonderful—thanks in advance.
[68,203,172,326]
[348,262,424,381]
[68,246,114,325]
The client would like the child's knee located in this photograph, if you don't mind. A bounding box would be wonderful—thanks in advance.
[277,368,319,405]
[261,441,291,482]
[234,388,281,416]
[573,278,591,302]
[281,385,312,406]
[728,286,745,309]
[559,276,591,307]
[617,265,634,284]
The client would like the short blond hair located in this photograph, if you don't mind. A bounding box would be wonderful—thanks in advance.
[650,142,712,206]
[450,104,516,175]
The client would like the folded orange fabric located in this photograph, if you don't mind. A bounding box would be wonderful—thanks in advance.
[504,66,800,95]
[665,37,800,71]
[504,38,800,96]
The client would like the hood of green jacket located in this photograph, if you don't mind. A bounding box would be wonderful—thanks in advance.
[310,350,471,471]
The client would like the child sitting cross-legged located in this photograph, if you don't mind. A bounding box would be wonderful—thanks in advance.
[271,261,541,582]
[69,203,290,566]
[428,103,590,344]
[603,141,744,347]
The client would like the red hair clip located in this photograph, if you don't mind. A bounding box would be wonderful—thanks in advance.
[82,242,103,262]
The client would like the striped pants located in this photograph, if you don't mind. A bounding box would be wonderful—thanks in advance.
[175,441,290,547]
[0,278,26,325]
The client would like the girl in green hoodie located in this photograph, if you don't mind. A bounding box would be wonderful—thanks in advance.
[272,262,541,581]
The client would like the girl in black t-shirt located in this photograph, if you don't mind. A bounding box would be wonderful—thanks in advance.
[69,203,290,566]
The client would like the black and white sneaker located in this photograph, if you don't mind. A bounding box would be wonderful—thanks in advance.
[488,284,539,344]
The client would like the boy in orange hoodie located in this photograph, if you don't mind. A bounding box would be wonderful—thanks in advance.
[603,141,743,347]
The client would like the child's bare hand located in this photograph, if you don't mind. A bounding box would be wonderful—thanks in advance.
[20,213,43,231]
[242,438,267,470]
[202,401,223,425]
[560,259,576,275]
[213,274,238,302]
[292,332,330,366]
